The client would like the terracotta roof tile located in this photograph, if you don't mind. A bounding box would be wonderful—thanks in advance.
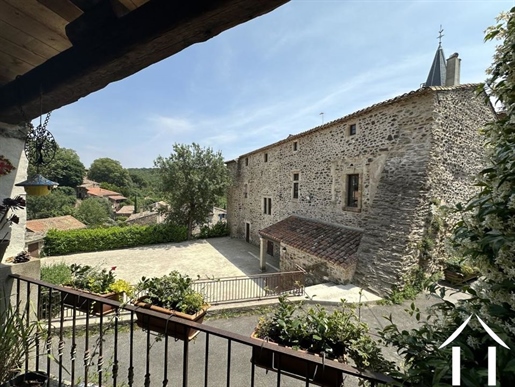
[26,215,86,233]
[259,216,362,268]
[87,187,121,197]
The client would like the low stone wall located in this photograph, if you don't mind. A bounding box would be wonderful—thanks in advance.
[280,245,355,286]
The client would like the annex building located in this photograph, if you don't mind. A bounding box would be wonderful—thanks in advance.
[226,44,496,295]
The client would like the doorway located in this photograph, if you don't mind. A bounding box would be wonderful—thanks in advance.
[245,222,250,243]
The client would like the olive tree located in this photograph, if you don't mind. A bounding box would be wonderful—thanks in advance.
[154,143,229,239]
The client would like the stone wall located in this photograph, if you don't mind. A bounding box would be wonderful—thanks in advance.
[280,244,355,286]
[227,85,496,295]
[353,86,495,294]
[0,123,29,263]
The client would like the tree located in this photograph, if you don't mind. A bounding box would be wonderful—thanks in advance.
[26,187,77,220]
[88,158,132,188]
[154,143,230,239]
[75,198,112,227]
[28,147,85,188]
[380,10,515,385]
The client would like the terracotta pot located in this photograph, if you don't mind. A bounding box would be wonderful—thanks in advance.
[62,287,120,316]
[250,332,344,387]
[134,297,209,341]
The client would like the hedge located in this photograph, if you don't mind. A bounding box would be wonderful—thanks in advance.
[43,223,188,256]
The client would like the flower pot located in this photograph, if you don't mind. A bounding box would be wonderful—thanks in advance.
[250,332,344,387]
[62,288,120,316]
[0,371,47,386]
[134,297,209,341]
[444,269,478,285]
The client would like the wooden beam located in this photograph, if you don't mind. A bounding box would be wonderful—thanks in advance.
[0,0,289,124]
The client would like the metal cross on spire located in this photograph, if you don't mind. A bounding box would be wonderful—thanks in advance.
[437,25,444,46]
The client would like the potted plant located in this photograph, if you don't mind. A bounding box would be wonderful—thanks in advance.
[63,264,133,315]
[0,196,25,262]
[0,300,47,387]
[251,296,391,387]
[134,271,209,341]
[443,257,479,285]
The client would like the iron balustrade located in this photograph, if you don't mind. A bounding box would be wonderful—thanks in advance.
[8,274,395,387]
[191,267,306,304]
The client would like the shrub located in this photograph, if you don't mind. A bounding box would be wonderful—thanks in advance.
[43,223,188,256]
[41,262,72,285]
[198,221,229,238]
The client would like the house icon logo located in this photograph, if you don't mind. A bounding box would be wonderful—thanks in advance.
[439,314,509,386]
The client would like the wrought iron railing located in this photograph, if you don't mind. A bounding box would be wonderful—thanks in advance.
[8,274,395,387]
[191,267,306,304]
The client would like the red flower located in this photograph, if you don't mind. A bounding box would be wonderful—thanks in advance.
[111,266,117,271]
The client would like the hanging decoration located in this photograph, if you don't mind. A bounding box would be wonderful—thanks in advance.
[15,98,59,196]
[0,155,15,176]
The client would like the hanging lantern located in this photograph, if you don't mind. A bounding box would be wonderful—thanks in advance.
[15,107,59,196]
[15,174,58,196]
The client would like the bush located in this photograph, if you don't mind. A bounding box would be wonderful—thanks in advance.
[43,223,188,256]
[198,221,229,238]
[41,262,72,285]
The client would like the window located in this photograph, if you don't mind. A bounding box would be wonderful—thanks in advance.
[264,153,268,162]
[349,124,357,136]
[263,197,272,215]
[293,141,298,152]
[244,183,248,199]
[292,173,299,199]
[346,174,360,207]
[245,157,249,166]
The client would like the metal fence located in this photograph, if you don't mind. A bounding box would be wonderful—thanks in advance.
[191,267,306,304]
[8,274,395,387]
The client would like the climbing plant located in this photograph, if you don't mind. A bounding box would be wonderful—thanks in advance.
[379,9,515,386]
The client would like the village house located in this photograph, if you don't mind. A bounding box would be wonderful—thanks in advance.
[227,45,496,295]
[25,215,86,257]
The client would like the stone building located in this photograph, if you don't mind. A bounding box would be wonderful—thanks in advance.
[227,47,496,295]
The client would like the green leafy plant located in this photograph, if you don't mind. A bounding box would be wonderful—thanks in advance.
[0,301,38,383]
[68,264,133,296]
[136,271,207,314]
[253,296,393,372]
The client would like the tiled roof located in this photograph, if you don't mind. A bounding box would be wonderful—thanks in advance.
[127,211,157,222]
[235,84,481,159]
[87,187,120,197]
[116,205,135,215]
[259,216,362,267]
[108,195,127,201]
[26,215,86,233]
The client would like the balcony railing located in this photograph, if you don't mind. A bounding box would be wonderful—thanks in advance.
[191,267,306,304]
[9,274,395,387]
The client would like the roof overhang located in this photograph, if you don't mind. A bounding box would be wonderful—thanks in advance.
[0,0,289,124]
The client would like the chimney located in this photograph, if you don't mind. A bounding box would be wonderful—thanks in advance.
[445,53,461,86]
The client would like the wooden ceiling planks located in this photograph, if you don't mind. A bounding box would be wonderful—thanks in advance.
[37,0,83,23]
[0,0,290,123]
[0,36,47,67]
[0,1,71,52]
[4,0,70,33]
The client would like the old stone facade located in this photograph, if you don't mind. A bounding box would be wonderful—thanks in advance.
[227,84,496,295]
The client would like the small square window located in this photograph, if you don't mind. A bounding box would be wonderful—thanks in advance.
[264,153,268,162]
[293,141,298,151]
[245,157,249,166]
[349,124,357,136]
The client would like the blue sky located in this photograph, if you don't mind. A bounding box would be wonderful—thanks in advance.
[45,0,512,168]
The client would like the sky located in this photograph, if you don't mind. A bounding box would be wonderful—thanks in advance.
[42,0,513,168]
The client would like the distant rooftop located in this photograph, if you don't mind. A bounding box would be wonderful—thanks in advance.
[26,215,86,233]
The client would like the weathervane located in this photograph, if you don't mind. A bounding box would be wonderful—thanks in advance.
[437,25,444,46]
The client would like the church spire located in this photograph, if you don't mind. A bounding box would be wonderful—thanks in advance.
[425,26,447,86]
